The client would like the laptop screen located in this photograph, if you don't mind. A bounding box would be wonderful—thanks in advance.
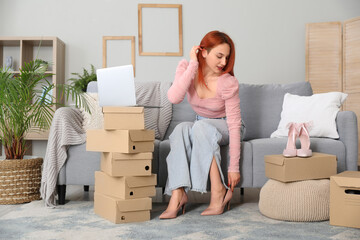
[96,65,137,107]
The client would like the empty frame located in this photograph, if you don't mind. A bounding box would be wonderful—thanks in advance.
[138,4,183,56]
[102,36,135,73]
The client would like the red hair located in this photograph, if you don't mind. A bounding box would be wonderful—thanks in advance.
[197,31,235,87]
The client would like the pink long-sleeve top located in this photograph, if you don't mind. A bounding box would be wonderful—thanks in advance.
[168,59,241,172]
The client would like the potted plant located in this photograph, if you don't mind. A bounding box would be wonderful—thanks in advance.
[69,64,97,92]
[0,60,89,204]
[34,59,49,73]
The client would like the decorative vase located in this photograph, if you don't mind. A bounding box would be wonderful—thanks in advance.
[0,157,43,204]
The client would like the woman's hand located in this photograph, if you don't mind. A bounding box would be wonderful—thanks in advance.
[227,172,241,192]
[190,45,201,62]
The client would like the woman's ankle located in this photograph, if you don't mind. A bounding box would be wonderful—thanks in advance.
[211,184,226,194]
[172,187,184,196]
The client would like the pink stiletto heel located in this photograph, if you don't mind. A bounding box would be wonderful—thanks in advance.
[297,122,312,157]
[159,191,188,219]
[283,122,299,158]
[201,189,233,216]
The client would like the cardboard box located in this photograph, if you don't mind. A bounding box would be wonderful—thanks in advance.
[103,106,145,130]
[94,192,151,224]
[101,152,153,176]
[86,129,155,153]
[265,152,337,182]
[330,171,360,228]
[95,171,156,199]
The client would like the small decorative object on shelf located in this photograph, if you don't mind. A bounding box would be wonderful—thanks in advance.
[34,59,49,73]
[5,56,13,70]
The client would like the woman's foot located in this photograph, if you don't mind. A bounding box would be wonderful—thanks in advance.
[201,186,232,215]
[208,187,226,209]
[159,188,188,219]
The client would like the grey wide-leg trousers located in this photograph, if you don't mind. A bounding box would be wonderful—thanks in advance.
[164,118,230,196]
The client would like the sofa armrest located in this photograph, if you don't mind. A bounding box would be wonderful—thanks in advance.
[86,81,98,93]
[336,111,358,170]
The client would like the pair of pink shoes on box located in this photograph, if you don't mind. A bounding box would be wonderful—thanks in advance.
[283,122,313,158]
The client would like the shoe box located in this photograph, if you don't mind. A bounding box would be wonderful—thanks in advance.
[87,106,156,224]
[264,152,337,182]
[94,192,152,224]
[102,106,145,130]
[95,171,156,199]
[86,129,155,153]
[101,152,152,176]
[330,171,360,228]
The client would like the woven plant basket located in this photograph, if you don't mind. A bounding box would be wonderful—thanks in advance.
[0,157,43,204]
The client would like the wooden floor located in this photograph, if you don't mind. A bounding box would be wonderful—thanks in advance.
[0,186,261,217]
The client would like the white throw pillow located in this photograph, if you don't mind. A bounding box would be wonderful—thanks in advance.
[271,92,347,139]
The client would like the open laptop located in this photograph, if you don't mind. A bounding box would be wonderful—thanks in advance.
[96,65,161,108]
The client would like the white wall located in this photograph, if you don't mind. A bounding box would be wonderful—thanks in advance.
[1,0,360,85]
[1,0,360,157]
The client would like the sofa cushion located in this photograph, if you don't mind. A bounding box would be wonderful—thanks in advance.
[239,81,313,141]
[250,137,346,187]
[163,96,196,140]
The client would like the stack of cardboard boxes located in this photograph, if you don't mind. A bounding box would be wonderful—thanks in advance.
[86,107,157,224]
[265,152,360,229]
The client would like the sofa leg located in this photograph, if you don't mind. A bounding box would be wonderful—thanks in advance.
[241,187,244,195]
[84,185,89,192]
[57,185,66,205]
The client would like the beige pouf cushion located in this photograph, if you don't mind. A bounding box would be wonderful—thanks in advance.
[259,179,330,222]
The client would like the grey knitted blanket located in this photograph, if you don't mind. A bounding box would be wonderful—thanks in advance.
[40,107,86,207]
[40,81,172,207]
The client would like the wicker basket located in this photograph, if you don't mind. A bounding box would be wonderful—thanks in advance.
[0,157,43,204]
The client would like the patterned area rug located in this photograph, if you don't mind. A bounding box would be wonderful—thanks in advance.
[0,200,359,240]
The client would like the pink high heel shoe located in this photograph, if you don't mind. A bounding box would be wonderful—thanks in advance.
[201,189,233,216]
[159,191,188,219]
[297,122,312,157]
[283,122,299,157]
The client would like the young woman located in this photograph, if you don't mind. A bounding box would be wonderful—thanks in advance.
[160,31,242,219]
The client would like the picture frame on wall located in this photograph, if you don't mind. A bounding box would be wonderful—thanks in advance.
[138,4,183,56]
[102,36,136,74]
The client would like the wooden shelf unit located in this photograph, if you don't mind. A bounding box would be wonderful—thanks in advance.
[0,36,65,141]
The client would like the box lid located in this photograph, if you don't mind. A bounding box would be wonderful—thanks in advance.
[265,152,336,166]
[111,152,153,160]
[102,106,144,114]
[264,155,285,166]
[129,130,155,141]
[115,197,152,212]
[125,174,157,188]
[332,171,360,188]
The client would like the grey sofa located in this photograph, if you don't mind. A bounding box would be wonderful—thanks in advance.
[57,81,358,204]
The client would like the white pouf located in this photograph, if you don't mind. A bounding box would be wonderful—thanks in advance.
[259,179,330,222]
